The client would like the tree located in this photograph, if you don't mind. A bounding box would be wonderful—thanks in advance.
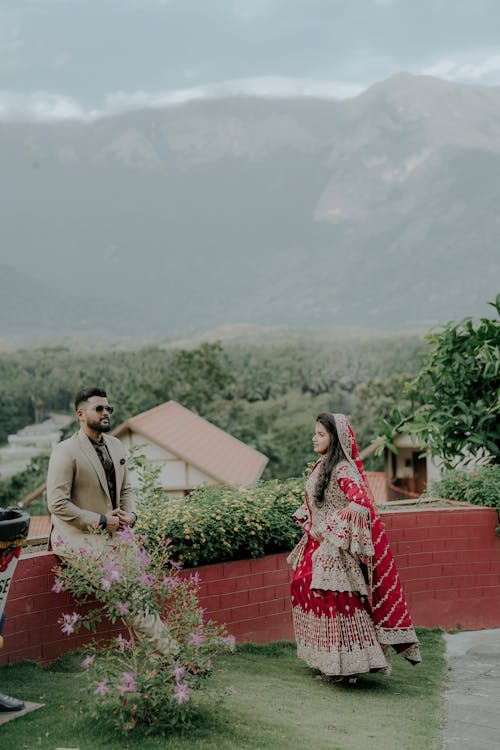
[163,342,235,412]
[379,296,500,466]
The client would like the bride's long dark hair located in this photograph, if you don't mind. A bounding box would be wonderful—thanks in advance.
[313,413,348,508]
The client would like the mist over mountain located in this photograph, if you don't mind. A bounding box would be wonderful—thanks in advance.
[1,73,499,342]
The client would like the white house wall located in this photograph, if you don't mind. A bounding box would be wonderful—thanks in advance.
[119,429,218,494]
[129,434,176,460]
[188,465,213,486]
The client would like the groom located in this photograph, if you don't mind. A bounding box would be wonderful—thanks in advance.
[47,386,176,657]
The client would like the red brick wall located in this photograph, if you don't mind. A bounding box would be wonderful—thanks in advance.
[1,506,499,665]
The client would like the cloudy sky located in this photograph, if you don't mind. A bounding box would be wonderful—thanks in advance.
[1,0,500,120]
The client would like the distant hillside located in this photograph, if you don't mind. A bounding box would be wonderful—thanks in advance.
[1,73,499,340]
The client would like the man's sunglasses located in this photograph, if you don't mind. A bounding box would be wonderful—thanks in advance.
[93,405,114,414]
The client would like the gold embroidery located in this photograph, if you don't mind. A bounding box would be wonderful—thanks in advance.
[311,543,369,595]
[292,606,389,676]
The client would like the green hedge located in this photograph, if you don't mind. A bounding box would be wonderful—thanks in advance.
[135,477,305,568]
[429,464,500,513]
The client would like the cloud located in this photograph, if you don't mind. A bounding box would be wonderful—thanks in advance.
[0,90,89,121]
[421,53,500,84]
[0,77,366,122]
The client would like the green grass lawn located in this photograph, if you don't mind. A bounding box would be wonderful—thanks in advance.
[0,630,445,750]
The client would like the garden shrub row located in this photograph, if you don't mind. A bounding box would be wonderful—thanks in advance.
[135,477,305,568]
[429,464,500,515]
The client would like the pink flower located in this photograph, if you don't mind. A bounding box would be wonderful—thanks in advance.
[94,680,109,696]
[51,578,65,594]
[101,577,112,591]
[116,601,129,616]
[173,682,191,705]
[224,634,236,649]
[53,534,65,549]
[118,672,137,696]
[59,612,80,636]
[81,654,96,669]
[189,571,201,585]
[116,526,135,543]
[188,631,204,648]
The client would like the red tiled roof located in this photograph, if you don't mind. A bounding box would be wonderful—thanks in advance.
[366,472,388,504]
[114,400,268,486]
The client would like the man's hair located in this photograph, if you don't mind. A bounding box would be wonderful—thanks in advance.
[74,387,107,411]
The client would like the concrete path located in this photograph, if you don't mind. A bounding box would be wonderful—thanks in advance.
[444,629,500,749]
[0,701,44,726]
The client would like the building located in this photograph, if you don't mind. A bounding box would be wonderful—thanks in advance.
[113,400,268,496]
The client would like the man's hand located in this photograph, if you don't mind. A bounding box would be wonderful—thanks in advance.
[116,509,136,528]
[104,510,120,533]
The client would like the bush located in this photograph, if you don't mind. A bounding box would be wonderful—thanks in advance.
[52,529,235,734]
[135,478,305,568]
[428,465,500,512]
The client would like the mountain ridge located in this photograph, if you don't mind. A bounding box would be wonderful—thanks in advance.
[1,73,498,341]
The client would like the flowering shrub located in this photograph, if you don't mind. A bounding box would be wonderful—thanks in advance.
[135,477,305,568]
[52,529,235,733]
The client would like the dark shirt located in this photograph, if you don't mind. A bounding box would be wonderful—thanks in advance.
[89,436,117,509]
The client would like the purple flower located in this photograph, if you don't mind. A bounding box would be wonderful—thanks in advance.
[94,680,109,696]
[101,577,112,591]
[188,631,204,648]
[161,575,179,589]
[118,672,137,696]
[81,654,96,669]
[169,559,182,572]
[172,660,186,682]
[59,612,80,636]
[138,571,155,588]
[223,634,236,649]
[116,601,129,616]
[51,578,65,594]
[53,534,65,549]
[173,682,191,705]
[102,559,121,582]
[189,571,201,585]
[116,526,135,543]
[137,547,150,568]
[116,634,132,652]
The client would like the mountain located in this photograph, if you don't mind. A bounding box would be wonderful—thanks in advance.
[1,73,499,341]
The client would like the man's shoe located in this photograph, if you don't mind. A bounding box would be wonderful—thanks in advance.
[0,693,25,712]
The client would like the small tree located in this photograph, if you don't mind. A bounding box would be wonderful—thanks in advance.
[378,296,500,467]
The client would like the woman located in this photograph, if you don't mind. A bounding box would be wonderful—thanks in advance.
[288,413,421,682]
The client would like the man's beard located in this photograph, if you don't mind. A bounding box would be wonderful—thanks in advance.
[87,419,111,433]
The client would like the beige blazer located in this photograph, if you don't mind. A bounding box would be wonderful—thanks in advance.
[46,428,135,553]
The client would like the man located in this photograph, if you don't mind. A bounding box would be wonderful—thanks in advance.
[47,387,177,657]
[47,387,135,552]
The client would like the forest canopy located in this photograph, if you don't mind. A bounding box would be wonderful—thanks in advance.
[0,334,426,481]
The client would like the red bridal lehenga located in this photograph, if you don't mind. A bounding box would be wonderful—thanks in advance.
[288,414,421,677]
